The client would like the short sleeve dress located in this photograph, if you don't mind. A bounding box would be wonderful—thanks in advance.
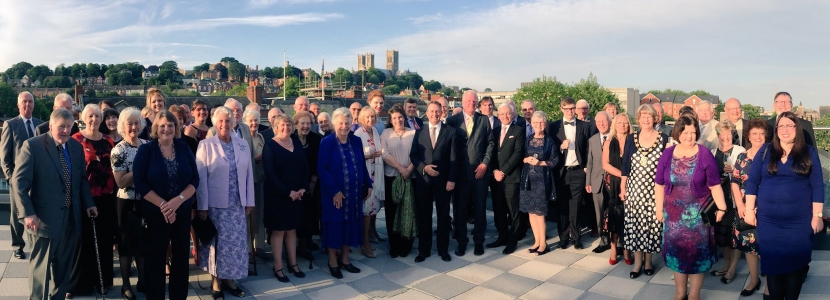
[730,152,759,255]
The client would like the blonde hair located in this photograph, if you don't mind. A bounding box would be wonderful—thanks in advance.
[357,106,377,127]
[609,113,631,138]
[145,88,166,112]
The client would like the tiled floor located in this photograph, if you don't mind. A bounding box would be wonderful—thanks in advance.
[1,209,830,300]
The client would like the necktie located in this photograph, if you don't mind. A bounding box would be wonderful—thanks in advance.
[411,118,420,130]
[564,121,574,126]
[430,126,437,149]
[57,144,71,207]
[465,116,473,136]
[602,135,607,144]
[500,126,507,146]
[25,120,34,138]
[526,122,533,136]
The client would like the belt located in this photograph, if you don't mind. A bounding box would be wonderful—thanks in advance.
[565,165,580,171]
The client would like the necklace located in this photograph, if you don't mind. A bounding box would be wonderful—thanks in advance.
[159,142,175,161]
[394,129,405,140]
[277,137,292,148]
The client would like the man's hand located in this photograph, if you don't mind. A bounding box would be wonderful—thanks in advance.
[493,170,504,182]
[24,215,39,233]
[86,207,98,218]
[585,185,592,193]
[560,139,570,150]
[474,163,487,179]
[424,165,439,177]
[446,181,455,191]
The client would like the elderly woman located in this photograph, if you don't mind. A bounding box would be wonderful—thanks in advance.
[730,118,769,297]
[133,110,199,300]
[319,107,373,279]
[655,116,728,300]
[709,120,746,283]
[139,88,166,140]
[620,104,669,279]
[66,104,117,297]
[380,105,417,258]
[291,111,323,259]
[195,107,254,299]
[519,111,558,255]
[744,112,825,299]
[353,106,385,257]
[111,107,147,300]
[262,114,310,282]
[602,113,632,265]
[243,108,268,260]
[100,108,122,144]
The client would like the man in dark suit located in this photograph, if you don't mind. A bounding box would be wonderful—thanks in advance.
[766,92,815,146]
[519,100,537,137]
[1,92,44,260]
[586,111,611,253]
[546,97,592,249]
[35,93,79,136]
[410,101,457,263]
[576,99,599,136]
[260,107,281,141]
[653,103,674,137]
[488,103,526,254]
[723,98,750,147]
[404,98,424,130]
[14,108,97,300]
[445,90,494,256]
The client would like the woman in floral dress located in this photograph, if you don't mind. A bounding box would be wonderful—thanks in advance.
[353,106,384,258]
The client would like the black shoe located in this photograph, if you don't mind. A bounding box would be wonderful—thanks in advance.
[536,246,551,256]
[338,261,361,273]
[740,278,761,296]
[558,240,569,249]
[474,244,484,256]
[221,281,245,297]
[211,290,224,300]
[467,216,475,224]
[644,268,654,276]
[390,252,399,258]
[288,264,305,278]
[592,244,611,253]
[121,289,137,300]
[13,248,25,259]
[440,253,452,262]
[630,266,643,279]
[328,264,343,279]
[273,268,289,282]
[400,250,410,258]
[455,245,467,257]
[502,244,517,255]
[486,240,506,248]
[573,241,584,249]
[414,255,428,263]
[763,294,769,300]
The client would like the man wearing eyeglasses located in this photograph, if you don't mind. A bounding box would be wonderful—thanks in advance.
[575,99,598,136]
[724,98,749,147]
[766,92,815,146]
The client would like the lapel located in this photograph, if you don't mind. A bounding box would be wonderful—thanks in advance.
[433,123,448,152]
[498,124,515,150]
[42,134,67,184]
[215,137,227,162]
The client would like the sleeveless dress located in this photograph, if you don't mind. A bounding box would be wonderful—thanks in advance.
[519,137,547,216]
[623,132,664,253]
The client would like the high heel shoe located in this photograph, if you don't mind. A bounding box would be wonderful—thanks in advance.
[221,281,245,297]
[710,270,727,276]
[536,246,550,256]
[630,266,643,279]
[288,264,306,278]
[273,268,290,283]
[721,273,737,284]
[527,246,539,253]
[609,258,618,265]
[211,290,224,300]
[338,260,361,273]
[740,277,761,296]
[624,258,633,265]
[644,268,654,276]
[361,246,377,258]
[328,263,343,279]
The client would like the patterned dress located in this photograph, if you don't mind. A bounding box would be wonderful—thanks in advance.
[624,132,664,253]
[714,147,737,248]
[662,154,717,274]
[519,137,547,215]
[731,152,759,255]
[357,127,382,216]
[199,139,248,280]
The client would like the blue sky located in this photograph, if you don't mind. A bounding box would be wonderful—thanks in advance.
[2,0,829,109]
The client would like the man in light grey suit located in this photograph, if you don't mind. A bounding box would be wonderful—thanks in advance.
[585,111,611,253]
[13,108,97,300]
[1,91,44,260]
[653,102,674,137]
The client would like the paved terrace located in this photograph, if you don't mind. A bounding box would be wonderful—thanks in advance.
[1,208,829,299]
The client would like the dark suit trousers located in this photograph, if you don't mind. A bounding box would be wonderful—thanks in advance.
[558,168,586,242]
[592,186,609,246]
[415,180,451,255]
[385,176,414,256]
[453,176,488,246]
[144,201,192,300]
[492,180,522,245]
[68,194,116,293]
[9,184,26,249]
[28,208,78,300]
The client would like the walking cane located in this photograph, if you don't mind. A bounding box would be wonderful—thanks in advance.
[90,216,106,300]
[248,216,258,276]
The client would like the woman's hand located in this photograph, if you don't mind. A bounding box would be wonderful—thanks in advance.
[812,216,825,234]
[198,210,208,220]
[736,202,746,219]
[619,186,626,201]
[398,166,410,179]
[715,210,725,222]
[333,192,344,209]
[723,164,734,173]
[159,201,177,223]
[245,207,253,215]
[364,188,373,201]
[297,189,306,199]
[523,157,533,164]
[744,209,756,226]
[162,197,182,213]
[655,211,664,223]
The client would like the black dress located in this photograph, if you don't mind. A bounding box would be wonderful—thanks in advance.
[292,132,322,238]
[262,137,310,231]
[604,137,625,235]
[714,147,737,248]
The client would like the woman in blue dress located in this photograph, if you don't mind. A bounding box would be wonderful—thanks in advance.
[318,107,373,279]
[654,116,728,300]
[744,112,825,300]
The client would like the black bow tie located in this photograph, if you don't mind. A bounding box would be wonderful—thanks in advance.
[564,121,574,126]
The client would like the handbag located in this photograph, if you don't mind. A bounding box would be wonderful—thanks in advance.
[701,197,718,226]
[121,204,145,239]
[191,216,217,245]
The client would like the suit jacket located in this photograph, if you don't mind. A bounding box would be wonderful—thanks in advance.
[12,133,94,238]
[405,117,424,130]
[546,118,592,173]
[656,123,674,138]
[582,117,599,136]
[35,120,78,136]
[195,135,255,210]
[585,133,607,194]
[410,123,458,187]
[207,124,255,164]
[260,128,275,141]
[445,112,494,180]
[766,117,816,147]
[730,118,749,147]
[491,124,526,184]
[1,116,44,179]
[698,120,720,150]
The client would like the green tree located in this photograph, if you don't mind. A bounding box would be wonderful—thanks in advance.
[306,69,321,80]
[26,65,53,81]
[32,98,52,121]
[4,61,34,79]
[512,73,621,120]
[440,87,455,97]
[220,57,239,63]
[0,82,17,117]
[228,62,246,82]
[646,88,688,95]
[484,88,493,92]
[382,84,401,95]
[742,104,762,120]
[283,76,300,97]
[333,67,352,86]
[85,63,103,78]
[815,114,830,152]
[224,84,247,97]
[423,80,442,92]
[43,76,72,88]
[366,67,386,84]
[160,60,178,71]
[193,63,210,74]
[54,64,68,77]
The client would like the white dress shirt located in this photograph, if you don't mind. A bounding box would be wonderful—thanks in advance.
[21,115,35,138]
[564,118,578,167]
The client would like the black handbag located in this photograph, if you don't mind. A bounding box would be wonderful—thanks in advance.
[121,206,145,239]
[701,198,718,226]
[192,216,217,245]
[735,217,756,231]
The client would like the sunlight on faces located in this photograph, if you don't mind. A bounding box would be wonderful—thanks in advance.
[370,96,384,114]
[390,111,405,130]
[605,106,618,118]
[427,103,442,125]
[748,128,766,148]
[294,97,310,112]
[124,116,141,139]
[226,103,243,127]
[156,117,177,143]
[462,93,477,115]
[318,115,331,131]
[595,113,610,134]
[276,119,294,139]
[652,104,663,121]
[679,125,697,147]
[214,113,233,139]
[560,103,576,120]
[614,114,630,135]
[310,103,320,116]
[360,108,377,127]
[436,98,449,118]
[83,108,102,132]
[349,103,362,120]
[520,101,534,119]
[718,129,732,146]
[18,93,34,117]
[404,102,418,118]
[149,95,165,113]
[479,100,494,117]
[333,115,351,138]
[776,117,796,144]
[531,115,547,135]
[497,105,512,126]
[696,103,713,124]
[105,115,118,131]
[725,99,742,122]
[50,118,74,145]
[774,94,793,115]
[245,116,258,134]
[295,115,312,136]
[192,104,208,122]
[576,102,590,119]
[637,111,655,129]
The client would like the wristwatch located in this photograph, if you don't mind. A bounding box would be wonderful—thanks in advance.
[178,194,185,201]
[815,212,824,218]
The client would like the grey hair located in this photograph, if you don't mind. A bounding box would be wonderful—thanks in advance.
[117,107,143,137]
[497,102,516,118]
[212,106,236,126]
[245,102,259,111]
[295,96,309,105]
[531,111,548,122]
[317,112,331,121]
[224,98,242,109]
[17,91,33,103]
[49,108,74,126]
[54,93,73,107]
[521,99,536,109]
[82,103,103,120]
[242,108,260,124]
[696,100,713,112]
[594,111,611,122]
[652,102,664,112]
[576,99,589,108]
[331,107,352,124]
[716,119,736,135]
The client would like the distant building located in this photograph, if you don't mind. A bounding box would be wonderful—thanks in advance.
[357,53,375,71]
[142,70,158,80]
[386,49,399,74]
[820,106,830,118]
[477,91,516,106]
[607,88,639,117]
[639,93,721,120]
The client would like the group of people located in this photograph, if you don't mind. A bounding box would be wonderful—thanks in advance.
[1,87,824,300]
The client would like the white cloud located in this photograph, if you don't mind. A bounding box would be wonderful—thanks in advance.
[161,3,174,19]
[248,0,342,7]
[408,13,443,25]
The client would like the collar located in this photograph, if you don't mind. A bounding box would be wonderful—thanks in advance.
[463,112,474,120]
[563,117,576,123]
[20,115,32,122]
[428,122,441,129]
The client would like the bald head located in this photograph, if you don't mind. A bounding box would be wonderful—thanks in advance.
[724,98,742,123]
[267,108,282,126]
[294,96,309,112]
[436,97,449,118]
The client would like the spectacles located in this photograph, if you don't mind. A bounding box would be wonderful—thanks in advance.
[576,107,590,110]
[774,100,792,105]
[777,124,796,130]
[561,107,576,111]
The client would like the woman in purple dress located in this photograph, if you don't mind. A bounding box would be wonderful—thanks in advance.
[654,116,728,300]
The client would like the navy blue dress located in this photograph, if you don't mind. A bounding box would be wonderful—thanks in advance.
[745,144,824,275]
[262,137,309,231]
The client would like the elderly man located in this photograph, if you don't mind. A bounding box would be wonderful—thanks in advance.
[317,112,333,136]
[436,97,450,123]
[696,101,720,150]
[766,92,815,146]
[349,102,362,131]
[260,107,282,141]
[1,92,44,260]
[403,98,424,130]
[36,93,79,135]
[309,102,321,122]
[520,100,536,136]
[585,111,612,253]
[576,99,598,135]
[488,103,526,254]
[723,98,749,147]
[294,96,320,132]
[446,90,494,256]
[14,108,97,300]
[653,102,673,137]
